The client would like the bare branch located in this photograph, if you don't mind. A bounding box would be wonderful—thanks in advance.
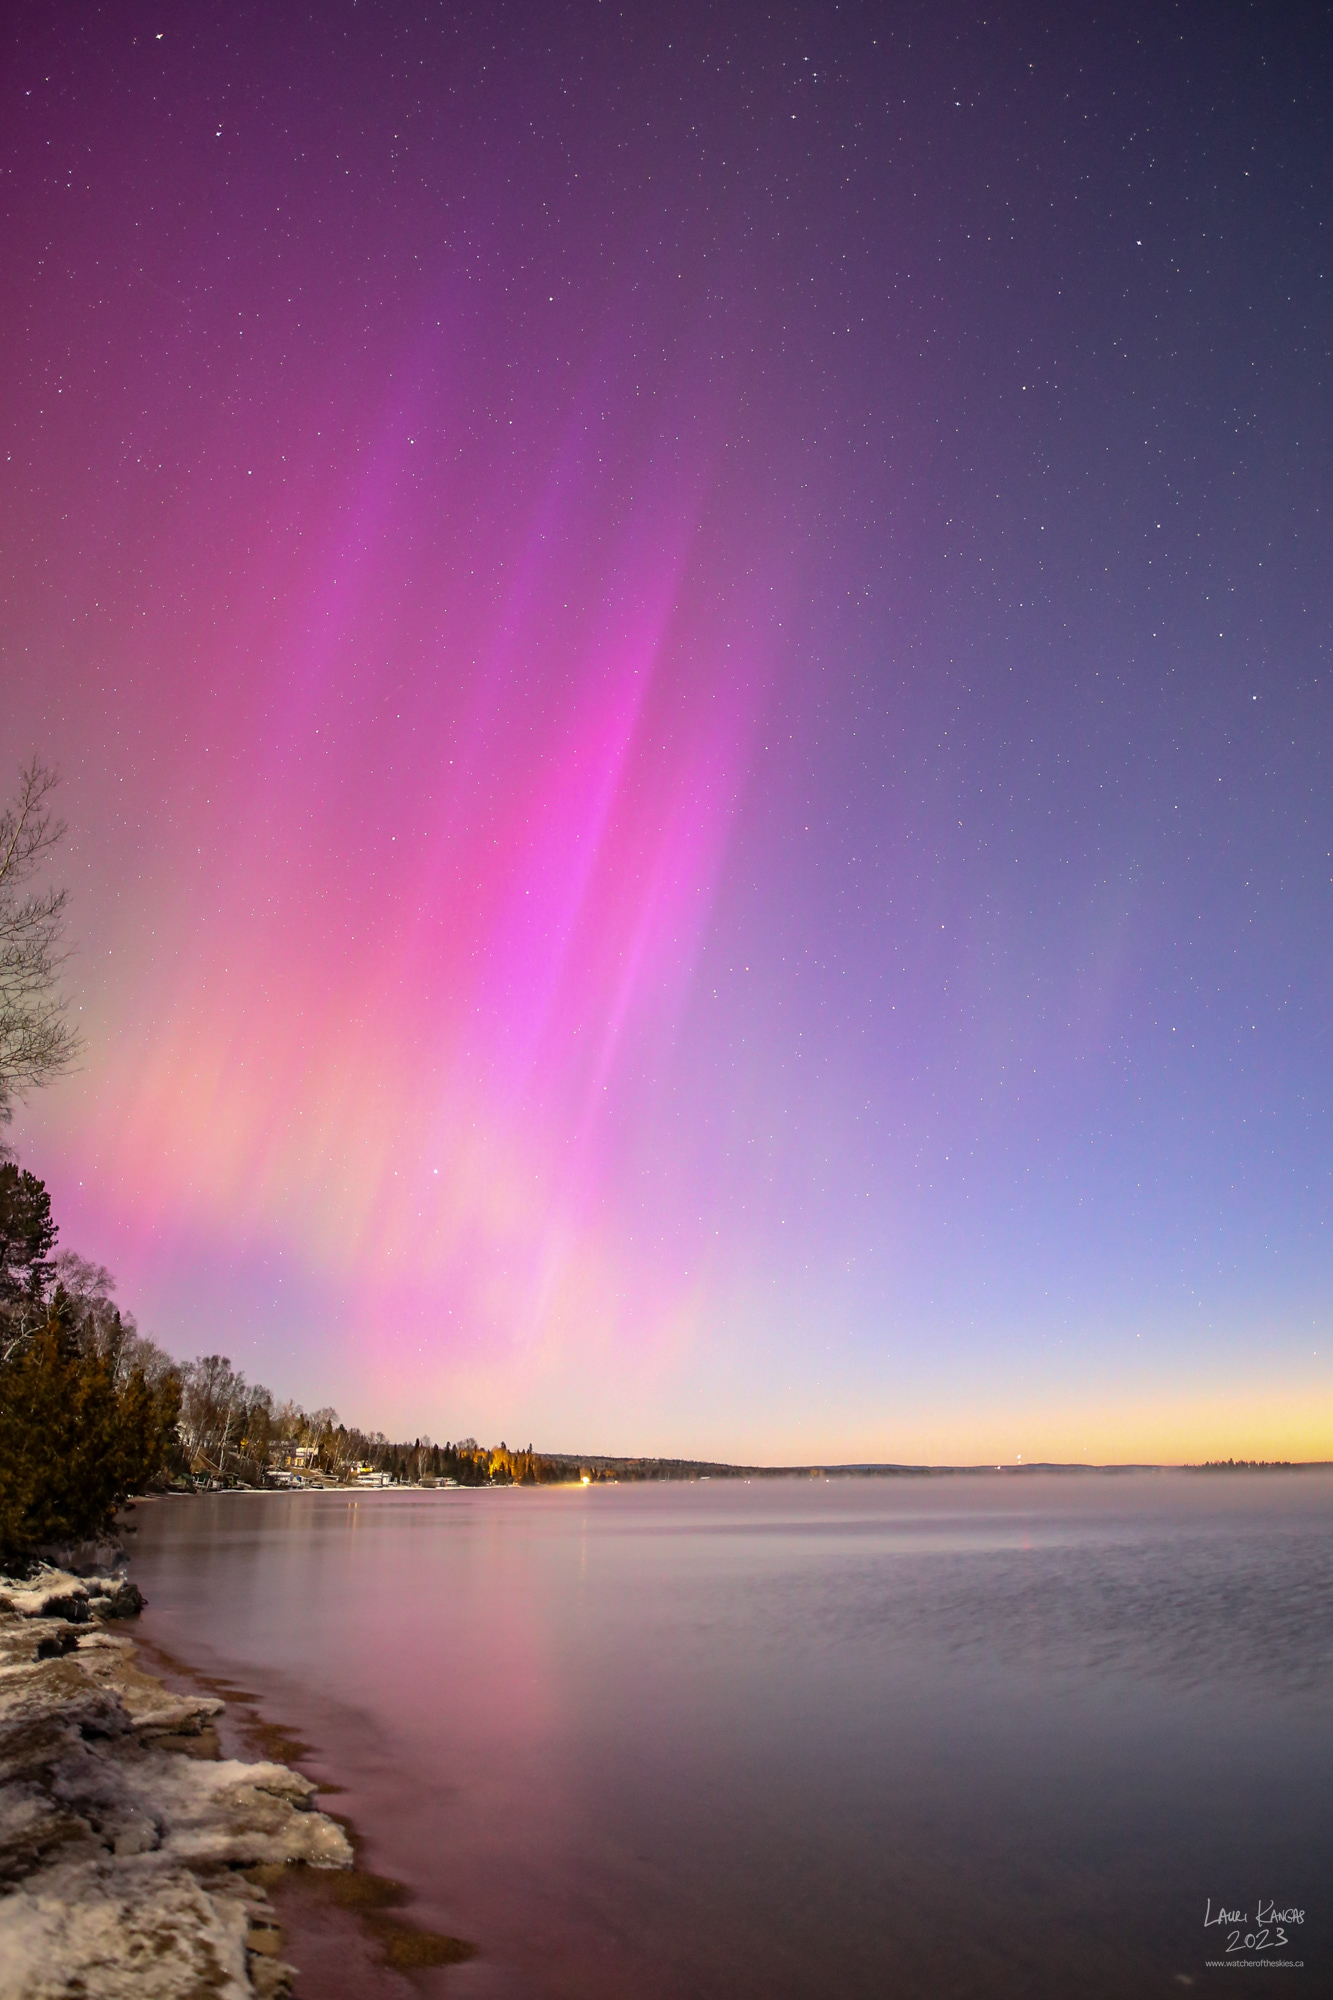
[0,759,66,893]
[0,760,81,1114]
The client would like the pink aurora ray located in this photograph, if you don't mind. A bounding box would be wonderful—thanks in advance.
[15,274,782,1429]
[6,3,1328,1461]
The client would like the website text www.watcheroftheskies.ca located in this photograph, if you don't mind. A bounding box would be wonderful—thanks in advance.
[1205,1960,1304,1970]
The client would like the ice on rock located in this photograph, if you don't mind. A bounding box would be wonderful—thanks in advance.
[0,1568,350,1999]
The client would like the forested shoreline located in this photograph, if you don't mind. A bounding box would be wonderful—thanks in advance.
[0,1151,617,1566]
[0,1150,1315,1570]
[2,1149,760,1569]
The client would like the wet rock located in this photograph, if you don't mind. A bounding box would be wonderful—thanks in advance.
[87,1576,145,1620]
[0,1572,91,1625]
[0,1565,145,1625]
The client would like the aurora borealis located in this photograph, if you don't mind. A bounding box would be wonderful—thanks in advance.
[4,3,1330,1461]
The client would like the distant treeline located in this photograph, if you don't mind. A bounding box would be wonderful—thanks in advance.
[1192,1458,1302,1471]
[4,1154,1322,1571]
[6,1154,775,1567]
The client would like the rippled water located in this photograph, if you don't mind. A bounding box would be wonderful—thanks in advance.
[129,1473,1331,1998]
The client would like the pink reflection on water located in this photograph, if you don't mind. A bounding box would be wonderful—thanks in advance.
[128,1477,1333,2000]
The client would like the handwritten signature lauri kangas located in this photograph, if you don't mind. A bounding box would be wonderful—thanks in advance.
[1203,1899,1305,1955]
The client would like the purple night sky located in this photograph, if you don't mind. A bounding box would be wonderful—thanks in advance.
[3,2,1330,1461]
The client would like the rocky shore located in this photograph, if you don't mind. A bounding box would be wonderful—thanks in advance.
[0,1564,352,2000]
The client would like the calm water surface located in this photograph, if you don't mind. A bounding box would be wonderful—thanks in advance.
[130,1474,1331,1998]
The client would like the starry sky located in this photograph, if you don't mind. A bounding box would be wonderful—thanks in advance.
[4,1,1330,1462]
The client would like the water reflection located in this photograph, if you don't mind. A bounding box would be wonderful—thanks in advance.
[130,1473,1331,1998]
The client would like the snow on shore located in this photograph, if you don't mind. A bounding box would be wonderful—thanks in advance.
[0,1566,351,1999]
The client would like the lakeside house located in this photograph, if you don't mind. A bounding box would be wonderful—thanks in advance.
[270,1443,319,1474]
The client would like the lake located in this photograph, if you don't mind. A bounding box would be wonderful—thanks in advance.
[128,1473,1331,1998]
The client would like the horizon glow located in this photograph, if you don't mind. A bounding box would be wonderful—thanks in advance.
[3,3,1330,1462]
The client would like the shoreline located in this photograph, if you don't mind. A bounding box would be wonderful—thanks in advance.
[0,1558,471,1999]
[130,1628,478,1995]
[163,1457,1333,1498]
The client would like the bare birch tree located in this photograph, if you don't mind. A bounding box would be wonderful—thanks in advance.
[0,760,80,1119]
